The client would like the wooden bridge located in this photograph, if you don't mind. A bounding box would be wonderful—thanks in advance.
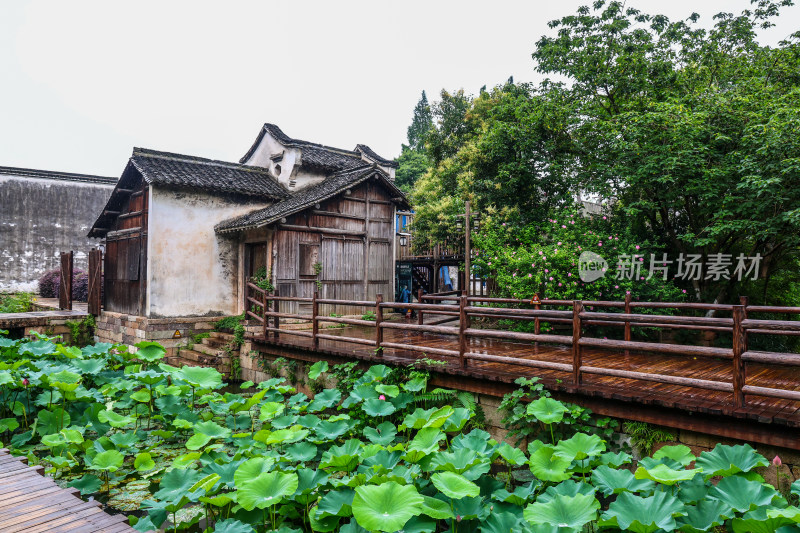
[245,283,800,450]
[0,448,137,532]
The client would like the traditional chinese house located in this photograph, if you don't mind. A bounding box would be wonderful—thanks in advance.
[88,124,407,353]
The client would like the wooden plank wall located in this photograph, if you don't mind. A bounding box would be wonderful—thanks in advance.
[273,181,393,316]
[104,177,148,316]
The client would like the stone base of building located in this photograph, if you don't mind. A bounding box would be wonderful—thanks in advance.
[94,311,222,356]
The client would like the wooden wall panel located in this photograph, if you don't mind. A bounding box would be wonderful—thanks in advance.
[274,230,298,280]
[368,242,391,281]
[321,238,363,281]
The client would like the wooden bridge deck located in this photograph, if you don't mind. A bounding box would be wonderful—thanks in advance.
[0,448,137,533]
[251,319,800,446]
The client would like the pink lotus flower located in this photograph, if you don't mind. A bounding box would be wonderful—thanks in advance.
[379,394,386,401]
[773,455,782,467]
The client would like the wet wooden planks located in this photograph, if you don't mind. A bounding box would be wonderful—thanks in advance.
[0,449,138,533]
[251,320,800,428]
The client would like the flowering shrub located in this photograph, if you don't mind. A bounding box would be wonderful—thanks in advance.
[473,206,685,304]
[37,268,89,301]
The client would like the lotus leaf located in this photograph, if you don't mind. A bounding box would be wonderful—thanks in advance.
[37,408,70,434]
[134,452,156,472]
[554,432,605,461]
[592,465,656,496]
[317,489,356,517]
[635,464,701,485]
[260,402,285,421]
[524,492,599,531]
[653,444,696,466]
[732,507,800,533]
[68,474,103,495]
[529,446,572,483]
[213,519,256,533]
[695,443,768,478]
[600,491,686,533]
[363,421,397,445]
[286,442,318,462]
[678,499,734,532]
[308,361,329,380]
[526,397,569,424]
[316,420,352,440]
[236,471,298,511]
[363,399,396,417]
[174,366,223,390]
[154,468,205,503]
[352,481,423,532]
[431,471,480,499]
[234,457,275,487]
[134,342,167,362]
[97,409,133,428]
[707,475,778,512]
[88,449,124,472]
[363,365,391,381]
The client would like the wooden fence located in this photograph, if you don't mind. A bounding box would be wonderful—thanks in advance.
[244,283,800,410]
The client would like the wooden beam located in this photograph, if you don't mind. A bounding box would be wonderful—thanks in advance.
[279,224,366,237]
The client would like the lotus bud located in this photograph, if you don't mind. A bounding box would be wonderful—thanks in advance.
[773,455,782,467]
[456,515,462,522]
[379,394,386,401]
[22,378,29,387]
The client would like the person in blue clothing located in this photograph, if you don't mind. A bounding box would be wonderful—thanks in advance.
[399,285,413,318]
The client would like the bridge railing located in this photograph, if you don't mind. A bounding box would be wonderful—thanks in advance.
[243,283,800,411]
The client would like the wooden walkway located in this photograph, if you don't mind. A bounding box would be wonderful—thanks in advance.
[0,449,137,533]
[251,319,800,447]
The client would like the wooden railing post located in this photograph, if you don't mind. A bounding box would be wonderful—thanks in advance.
[375,294,383,355]
[261,287,267,341]
[274,289,280,340]
[459,293,468,368]
[732,304,747,408]
[572,300,583,386]
[624,293,632,356]
[312,291,319,350]
[88,248,102,316]
[533,294,540,349]
[59,251,73,311]
[417,289,424,325]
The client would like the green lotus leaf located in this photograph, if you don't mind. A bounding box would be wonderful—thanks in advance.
[259,402,285,421]
[61,428,85,443]
[482,512,526,533]
[317,489,356,518]
[234,457,275,487]
[189,473,221,495]
[677,499,734,532]
[529,445,572,483]
[174,365,223,390]
[407,427,445,457]
[264,426,309,445]
[401,408,436,430]
[41,433,66,447]
[0,372,13,386]
[363,399,396,417]
[707,475,778,513]
[213,519,255,533]
[308,361,329,380]
[172,451,202,469]
[348,384,380,403]
[68,474,103,495]
[635,464,701,486]
[364,365,392,381]
[600,491,686,533]
[352,481,423,532]
[286,441,318,462]
[402,375,427,392]
[0,418,20,433]
[297,414,322,428]
[431,472,480,499]
[441,407,473,433]
[419,495,454,520]
[154,468,205,503]
[129,389,150,403]
[321,440,363,472]
[109,431,138,449]
[195,420,231,438]
[363,421,397,445]
[374,384,399,398]
[37,408,70,434]
[423,406,455,428]
[554,432,606,462]
[186,433,212,450]
[20,340,57,357]
[598,451,633,468]
[653,445,696,467]
[236,471,298,511]
[538,480,595,504]
[134,342,166,362]
[72,358,105,374]
[199,494,234,507]
[451,429,494,455]
[695,443,768,478]
[88,449,124,472]
[172,418,194,430]
[732,507,800,533]
[524,492,599,531]
[133,369,166,385]
[591,465,655,496]
[316,420,352,440]
[97,409,134,428]
[134,452,156,472]
[430,448,483,473]
[526,397,568,424]
[308,388,342,412]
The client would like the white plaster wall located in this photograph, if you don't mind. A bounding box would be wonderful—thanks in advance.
[242,132,301,190]
[147,187,271,317]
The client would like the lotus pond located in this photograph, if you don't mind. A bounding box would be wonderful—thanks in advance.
[1,331,799,532]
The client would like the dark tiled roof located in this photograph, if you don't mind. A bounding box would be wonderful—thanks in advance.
[240,123,396,171]
[131,148,288,199]
[0,166,116,185]
[355,144,399,168]
[216,165,408,233]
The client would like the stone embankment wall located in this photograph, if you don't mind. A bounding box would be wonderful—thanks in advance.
[95,311,217,356]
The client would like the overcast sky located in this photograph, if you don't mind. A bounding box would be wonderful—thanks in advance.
[1,1,797,178]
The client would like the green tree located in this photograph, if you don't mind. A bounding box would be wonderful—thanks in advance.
[406,91,433,152]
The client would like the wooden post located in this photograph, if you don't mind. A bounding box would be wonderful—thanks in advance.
[273,289,280,340]
[59,251,73,311]
[732,304,747,409]
[533,294,541,349]
[572,300,583,386]
[464,200,471,296]
[312,291,319,350]
[375,294,383,355]
[624,293,632,356]
[87,248,102,316]
[260,287,267,341]
[458,293,469,368]
[417,289,424,325]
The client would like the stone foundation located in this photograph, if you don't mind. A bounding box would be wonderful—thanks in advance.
[0,310,89,345]
[94,311,222,356]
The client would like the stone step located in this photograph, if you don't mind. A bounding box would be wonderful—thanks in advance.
[179,349,231,366]
[209,331,235,341]
[193,343,227,357]
[203,336,229,349]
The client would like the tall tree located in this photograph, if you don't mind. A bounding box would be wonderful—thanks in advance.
[406,91,433,152]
